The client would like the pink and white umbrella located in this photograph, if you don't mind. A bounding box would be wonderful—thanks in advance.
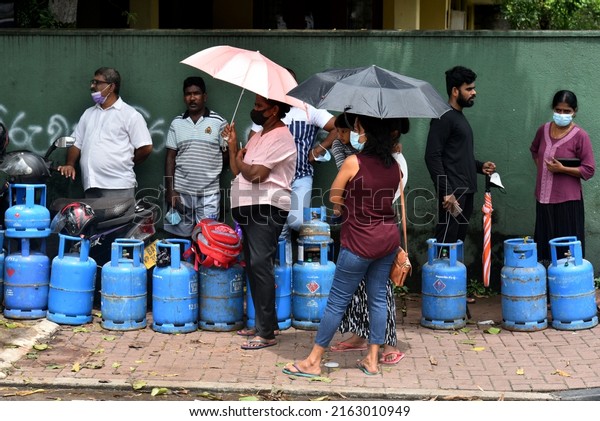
[181,45,305,121]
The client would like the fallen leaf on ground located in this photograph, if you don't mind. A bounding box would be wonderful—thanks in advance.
[33,344,48,351]
[309,376,333,383]
[311,395,330,401]
[516,368,524,375]
[239,395,259,401]
[91,348,105,355]
[459,328,471,333]
[151,387,169,396]
[15,389,46,396]
[460,340,477,345]
[429,355,438,366]
[71,362,80,372]
[102,336,116,341]
[132,380,146,390]
[198,391,222,400]
[471,347,485,352]
[73,327,89,333]
[485,327,501,335]
[112,362,121,369]
[552,369,571,377]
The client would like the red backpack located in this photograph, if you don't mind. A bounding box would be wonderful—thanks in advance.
[185,219,242,269]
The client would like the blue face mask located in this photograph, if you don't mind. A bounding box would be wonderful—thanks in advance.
[553,112,573,127]
[350,131,365,151]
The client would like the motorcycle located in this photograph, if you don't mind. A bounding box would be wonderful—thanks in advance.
[0,136,160,268]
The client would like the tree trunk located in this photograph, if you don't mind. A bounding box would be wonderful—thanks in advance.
[49,0,78,24]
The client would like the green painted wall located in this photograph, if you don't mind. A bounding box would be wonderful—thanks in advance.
[1,29,599,289]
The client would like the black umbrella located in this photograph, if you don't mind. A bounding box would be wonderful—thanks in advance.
[287,65,450,118]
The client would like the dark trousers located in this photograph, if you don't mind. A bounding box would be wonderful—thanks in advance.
[434,193,474,244]
[231,204,288,340]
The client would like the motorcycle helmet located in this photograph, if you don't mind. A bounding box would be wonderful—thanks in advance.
[50,202,97,238]
[0,151,51,184]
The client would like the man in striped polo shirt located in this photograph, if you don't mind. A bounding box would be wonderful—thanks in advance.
[164,76,228,237]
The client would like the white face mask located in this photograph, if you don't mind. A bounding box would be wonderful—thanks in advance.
[314,149,331,162]
[349,131,365,151]
[553,112,573,127]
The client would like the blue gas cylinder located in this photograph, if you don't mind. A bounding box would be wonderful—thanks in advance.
[0,230,4,310]
[246,239,292,330]
[198,264,244,331]
[4,184,51,238]
[299,207,330,243]
[292,239,336,330]
[47,235,97,325]
[152,239,198,334]
[3,238,50,319]
[101,239,147,330]
[501,238,548,331]
[421,239,467,330]
[548,236,598,330]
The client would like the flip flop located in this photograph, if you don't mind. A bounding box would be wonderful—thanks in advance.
[282,363,320,378]
[330,342,368,352]
[356,361,380,376]
[240,337,277,350]
[379,351,405,365]
[237,328,280,337]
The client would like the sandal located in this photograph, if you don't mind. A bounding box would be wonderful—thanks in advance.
[330,341,368,352]
[379,351,405,365]
[237,328,280,337]
[356,360,380,376]
[241,337,277,350]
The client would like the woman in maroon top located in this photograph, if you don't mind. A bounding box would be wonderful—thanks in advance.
[283,115,401,378]
[530,90,595,263]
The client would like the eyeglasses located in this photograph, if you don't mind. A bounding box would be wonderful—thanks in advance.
[90,79,111,86]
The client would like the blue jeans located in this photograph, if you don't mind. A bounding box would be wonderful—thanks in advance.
[315,247,396,347]
[280,175,313,239]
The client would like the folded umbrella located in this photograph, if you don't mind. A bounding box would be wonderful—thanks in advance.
[287,65,450,118]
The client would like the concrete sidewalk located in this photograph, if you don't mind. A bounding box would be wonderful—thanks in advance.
[1,294,599,401]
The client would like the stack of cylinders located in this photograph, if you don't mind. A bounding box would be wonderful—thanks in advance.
[101,239,147,330]
[152,239,198,334]
[421,239,467,330]
[246,239,292,331]
[500,238,548,331]
[47,235,97,325]
[198,264,244,331]
[548,236,598,330]
[3,184,51,319]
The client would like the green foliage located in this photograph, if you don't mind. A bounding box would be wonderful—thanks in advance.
[15,0,75,28]
[500,0,600,29]
[594,277,600,289]
[467,279,497,298]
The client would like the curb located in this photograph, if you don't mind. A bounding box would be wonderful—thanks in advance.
[0,319,60,378]
[0,376,558,401]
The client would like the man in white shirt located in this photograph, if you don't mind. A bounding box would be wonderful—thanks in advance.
[58,67,153,199]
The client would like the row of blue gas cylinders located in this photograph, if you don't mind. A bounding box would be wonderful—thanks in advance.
[0,235,336,333]
[421,236,598,331]
[0,204,337,333]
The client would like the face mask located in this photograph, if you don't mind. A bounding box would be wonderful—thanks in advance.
[91,84,110,105]
[164,208,182,225]
[314,150,331,162]
[553,112,573,127]
[350,131,365,151]
[250,109,270,126]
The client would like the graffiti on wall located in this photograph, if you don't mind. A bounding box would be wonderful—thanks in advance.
[0,104,167,154]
